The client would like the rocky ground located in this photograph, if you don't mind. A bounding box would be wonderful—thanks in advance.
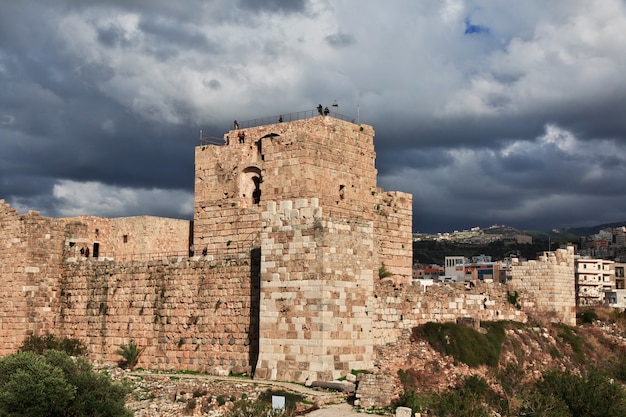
[111,309,626,416]
[375,310,626,397]
[108,369,353,417]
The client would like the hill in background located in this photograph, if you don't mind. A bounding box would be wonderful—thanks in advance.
[525,220,626,242]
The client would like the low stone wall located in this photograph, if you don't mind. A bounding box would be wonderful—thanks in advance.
[355,373,395,408]
[371,280,530,346]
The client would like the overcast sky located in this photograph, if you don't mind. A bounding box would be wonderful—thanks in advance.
[1,0,625,233]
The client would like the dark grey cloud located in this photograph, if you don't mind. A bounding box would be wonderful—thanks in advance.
[236,0,309,14]
[137,19,218,53]
[325,32,356,48]
[1,0,625,233]
[96,24,131,48]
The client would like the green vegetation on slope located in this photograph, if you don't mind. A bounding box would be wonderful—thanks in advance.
[401,313,626,417]
[412,321,506,367]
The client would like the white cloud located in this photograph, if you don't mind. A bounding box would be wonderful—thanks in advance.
[51,180,193,218]
[440,0,626,118]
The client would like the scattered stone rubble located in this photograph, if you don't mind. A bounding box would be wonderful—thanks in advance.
[106,367,344,417]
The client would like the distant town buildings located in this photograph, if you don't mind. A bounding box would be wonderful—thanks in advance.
[413,224,532,245]
[412,225,626,309]
[578,226,626,262]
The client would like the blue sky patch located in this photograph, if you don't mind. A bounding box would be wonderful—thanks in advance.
[464,18,490,35]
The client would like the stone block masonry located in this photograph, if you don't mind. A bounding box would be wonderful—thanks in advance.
[507,246,576,326]
[58,257,258,373]
[0,116,576,383]
[0,201,66,357]
[255,198,377,383]
[193,116,412,283]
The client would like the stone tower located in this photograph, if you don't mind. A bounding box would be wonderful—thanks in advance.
[193,114,413,381]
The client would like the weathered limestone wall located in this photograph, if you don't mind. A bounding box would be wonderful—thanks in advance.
[0,201,65,356]
[58,256,258,374]
[508,246,576,326]
[367,248,576,345]
[194,117,411,283]
[193,139,263,255]
[255,198,376,383]
[371,281,530,345]
[62,216,191,260]
[373,191,413,283]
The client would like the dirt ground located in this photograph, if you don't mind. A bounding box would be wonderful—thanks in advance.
[304,403,364,416]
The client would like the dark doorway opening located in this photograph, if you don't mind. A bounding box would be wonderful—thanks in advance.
[249,247,261,375]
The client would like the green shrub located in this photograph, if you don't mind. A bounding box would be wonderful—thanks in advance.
[507,290,522,309]
[378,263,392,279]
[394,389,423,415]
[397,368,420,390]
[527,368,626,417]
[424,375,496,417]
[185,397,197,411]
[0,350,132,417]
[577,309,598,324]
[19,333,87,356]
[554,324,585,363]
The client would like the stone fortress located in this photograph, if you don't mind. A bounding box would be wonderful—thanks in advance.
[0,111,576,384]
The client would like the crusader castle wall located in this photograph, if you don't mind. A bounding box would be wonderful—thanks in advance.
[0,115,576,382]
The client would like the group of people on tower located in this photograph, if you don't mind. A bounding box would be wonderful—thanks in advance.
[317,104,329,116]
[317,101,338,116]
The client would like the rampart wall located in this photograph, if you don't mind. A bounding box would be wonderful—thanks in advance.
[58,256,258,374]
[0,201,65,356]
[0,117,576,381]
[1,196,576,379]
[371,281,530,345]
[63,216,191,260]
[372,191,413,283]
[508,247,576,326]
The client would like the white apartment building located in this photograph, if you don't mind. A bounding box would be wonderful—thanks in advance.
[444,256,469,282]
[575,257,615,306]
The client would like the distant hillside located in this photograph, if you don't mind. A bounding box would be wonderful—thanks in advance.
[525,220,626,241]
[554,221,626,236]
[413,240,550,264]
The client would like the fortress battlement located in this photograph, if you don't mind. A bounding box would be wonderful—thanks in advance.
[0,117,575,382]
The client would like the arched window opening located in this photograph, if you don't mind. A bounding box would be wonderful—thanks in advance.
[252,176,261,204]
[240,166,263,206]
